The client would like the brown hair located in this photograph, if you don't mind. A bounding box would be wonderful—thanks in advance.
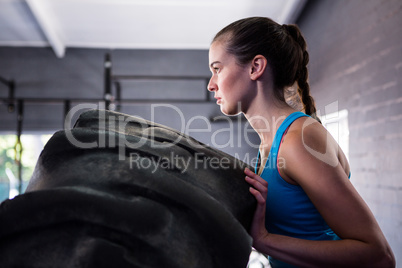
[212,17,320,121]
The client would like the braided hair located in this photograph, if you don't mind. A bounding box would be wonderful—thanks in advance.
[212,17,320,122]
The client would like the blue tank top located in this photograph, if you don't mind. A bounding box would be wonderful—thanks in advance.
[255,112,340,268]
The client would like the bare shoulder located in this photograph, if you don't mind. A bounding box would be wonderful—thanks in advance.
[278,116,350,183]
[278,117,392,258]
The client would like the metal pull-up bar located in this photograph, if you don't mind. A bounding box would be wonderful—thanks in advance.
[1,54,212,112]
[103,53,211,110]
[0,76,15,113]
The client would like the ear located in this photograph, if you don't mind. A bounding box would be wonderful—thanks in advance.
[250,55,268,80]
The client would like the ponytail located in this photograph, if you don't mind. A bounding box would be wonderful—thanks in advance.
[282,24,320,122]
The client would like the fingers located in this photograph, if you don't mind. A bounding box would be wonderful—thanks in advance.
[245,176,267,196]
[244,168,268,205]
[249,186,266,205]
[244,168,267,191]
[244,168,268,187]
[244,170,270,248]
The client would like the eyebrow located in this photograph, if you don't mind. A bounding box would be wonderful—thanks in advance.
[209,61,221,68]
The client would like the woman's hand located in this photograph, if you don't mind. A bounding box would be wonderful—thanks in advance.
[244,168,270,250]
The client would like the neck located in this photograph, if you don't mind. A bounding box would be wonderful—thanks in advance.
[243,85,297,146]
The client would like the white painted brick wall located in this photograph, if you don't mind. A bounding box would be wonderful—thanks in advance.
[298,0,402,265]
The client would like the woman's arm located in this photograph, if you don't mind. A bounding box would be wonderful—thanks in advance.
[244,118,395,268]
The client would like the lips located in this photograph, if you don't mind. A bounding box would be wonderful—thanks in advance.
[215,97,222,104]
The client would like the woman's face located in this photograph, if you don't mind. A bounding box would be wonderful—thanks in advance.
[208,41,253,115]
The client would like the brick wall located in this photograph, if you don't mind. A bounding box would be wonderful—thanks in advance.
[298,0,402,264]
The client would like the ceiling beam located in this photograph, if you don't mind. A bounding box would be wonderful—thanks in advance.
[25,0,65,58]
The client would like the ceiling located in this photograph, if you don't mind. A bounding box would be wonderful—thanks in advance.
[0,0,307,58]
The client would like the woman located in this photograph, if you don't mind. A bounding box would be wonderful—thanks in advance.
[207,17,395,267]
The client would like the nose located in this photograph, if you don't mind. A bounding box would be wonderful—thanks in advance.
[207,76,217,92]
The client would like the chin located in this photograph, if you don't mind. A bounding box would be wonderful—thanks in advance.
[220,106,242,116]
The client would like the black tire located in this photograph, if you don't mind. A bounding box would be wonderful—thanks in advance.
[0,109,256,268]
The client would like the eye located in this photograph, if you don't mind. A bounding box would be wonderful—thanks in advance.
[213,67,220,73]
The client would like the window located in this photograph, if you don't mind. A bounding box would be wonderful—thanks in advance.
[0,134,51,201]
[321,109,349,160]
